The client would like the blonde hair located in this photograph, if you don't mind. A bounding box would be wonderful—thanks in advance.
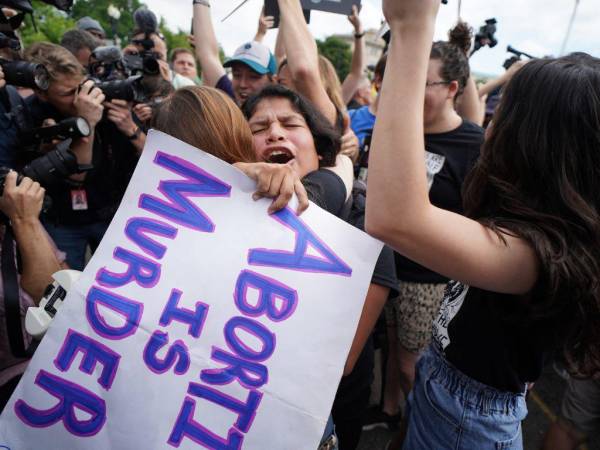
[151,86,256,164]
[24,42,85,85]
[318,55,345,114]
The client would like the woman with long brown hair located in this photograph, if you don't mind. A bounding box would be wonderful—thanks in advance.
[366,0,600,449]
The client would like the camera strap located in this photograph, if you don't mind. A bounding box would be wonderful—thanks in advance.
[2,225,36,358]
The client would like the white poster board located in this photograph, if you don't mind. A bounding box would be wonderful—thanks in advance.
[0,130,382,450]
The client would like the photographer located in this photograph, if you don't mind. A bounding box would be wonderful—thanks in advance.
[60,28,100,67]
[25,43,141,270]
[0,171,64,411]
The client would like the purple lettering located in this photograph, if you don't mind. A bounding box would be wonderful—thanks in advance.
[86,286,143,340]
[139,151,231,231]
[143,330,190,376]
[234,270,297,322]
[159,289,209,338]
[15,370,106,437]
[125,217,178,260]
[54,329,120,390]
[96,247,161,289]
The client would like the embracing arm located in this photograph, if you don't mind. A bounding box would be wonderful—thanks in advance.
[344,283,389,375]
[341,5,366,105]
[365,0,538,295]
[193,0,226,87]
[277,0,337,125]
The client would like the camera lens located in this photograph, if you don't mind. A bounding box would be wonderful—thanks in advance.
[75,117,91,137]
[33,64,50,90]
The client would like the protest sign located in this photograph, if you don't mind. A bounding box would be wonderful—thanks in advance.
[0,130,383,449]
[301,0,361,15]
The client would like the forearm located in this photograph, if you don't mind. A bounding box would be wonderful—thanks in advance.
[341,36,365,104]
[274,27,286,64]
[193,2,226,86]
[12,218,61,304]
[366,22,434,236]
[69,131,94,182]
[278,0,337,123]
[457,76,484,126]
[478,75,506,98]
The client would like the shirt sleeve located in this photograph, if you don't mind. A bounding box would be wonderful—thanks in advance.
[302,169,347,216]
[215,75,236,101]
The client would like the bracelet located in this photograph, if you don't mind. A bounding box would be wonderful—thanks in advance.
[193,0,210,6]
[354,32,365,39]
[127,127,141,140]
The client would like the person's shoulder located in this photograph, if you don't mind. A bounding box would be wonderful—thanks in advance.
[458,120,485,139]
[303,169,347,216]
[172,72,196,89]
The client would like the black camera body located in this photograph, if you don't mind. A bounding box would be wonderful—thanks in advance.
[503,45,536,70]
[18,117,91,147]
[95,75,155,104]
[472,18,498,56]
[0,139,90,197]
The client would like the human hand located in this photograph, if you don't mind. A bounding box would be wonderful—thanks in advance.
[503,59,528,83]
[104,99,138,136]
[234,161,309,215]
[0,172,44,224]
[258,8,275,36]
[382,0,440,28]
[347,5,362,34]
[133,103,153,123]
[0,66,5,89]
[74,80,105,128]
[158,60,171,82]
[340,128,359,162]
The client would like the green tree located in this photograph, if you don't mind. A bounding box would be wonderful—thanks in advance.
[316,36,352,82]
[19,0,75,46]
[71,0,143,42]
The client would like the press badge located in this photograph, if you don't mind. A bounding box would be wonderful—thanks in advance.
[71,188,88,210]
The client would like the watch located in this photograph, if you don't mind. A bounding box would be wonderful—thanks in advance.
[127,127,141,140]
[354,32,365,39]
[193,0,210,6]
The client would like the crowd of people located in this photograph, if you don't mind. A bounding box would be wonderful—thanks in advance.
[0,0,599,449]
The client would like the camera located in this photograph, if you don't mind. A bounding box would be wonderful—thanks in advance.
[0,139,92,195]
[95,75,154,103]
[89,45,128,81]
[25,269,81,340]
[19,116,91,147]
[0,58,50,90]
[503,45,536,70]
[123,51,160,76]
[0,0,72,13]
[472,18,498,56]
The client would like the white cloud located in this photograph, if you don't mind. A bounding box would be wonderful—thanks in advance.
[145,0,599,75]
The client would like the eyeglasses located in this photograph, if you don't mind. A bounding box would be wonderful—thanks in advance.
[425,80,451,87]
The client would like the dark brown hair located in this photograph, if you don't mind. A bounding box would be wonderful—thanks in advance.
[151,86,256,164]
[463,54,600,378]
[430,21,472,97]
[242,84,340,168]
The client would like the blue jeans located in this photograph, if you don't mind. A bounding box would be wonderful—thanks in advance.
[318,414,338,449]
[403,346,528,450]
[43,221,110,270]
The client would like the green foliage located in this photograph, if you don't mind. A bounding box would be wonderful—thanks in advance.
[71,0,143,41]
[19,0,75,46]
[316,36,352,82]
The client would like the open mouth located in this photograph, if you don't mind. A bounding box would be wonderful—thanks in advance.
[265,149,294,164]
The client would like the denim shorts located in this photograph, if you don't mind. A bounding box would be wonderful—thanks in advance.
[317,414,338,450]
[403,346,528,450]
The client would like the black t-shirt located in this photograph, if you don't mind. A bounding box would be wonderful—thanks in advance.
[432,281,551,393]
[25,95,139,225]
[395,120,484,284]
[302,169,399,417]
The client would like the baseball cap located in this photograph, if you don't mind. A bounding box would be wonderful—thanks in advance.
[77,16,105,37]
[223,41,277,76]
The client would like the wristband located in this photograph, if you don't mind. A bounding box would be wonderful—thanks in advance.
[193,0,210,6]
[354,32,365,39]
[127,127,141,140]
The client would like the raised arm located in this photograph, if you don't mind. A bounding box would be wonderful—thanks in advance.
[277,0,337,125]
[365,0,538,295]
[341,5,366,105]
[478,59,528,98]
[456,75,485,125]
[254,7,274,43]
[192,0,226,87]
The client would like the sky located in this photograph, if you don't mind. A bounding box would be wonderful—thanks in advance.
[144,0,596,75]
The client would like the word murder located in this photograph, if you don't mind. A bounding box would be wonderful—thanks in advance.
[13,150,352,449]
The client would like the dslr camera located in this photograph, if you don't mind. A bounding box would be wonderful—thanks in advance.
[472,18,498,56]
